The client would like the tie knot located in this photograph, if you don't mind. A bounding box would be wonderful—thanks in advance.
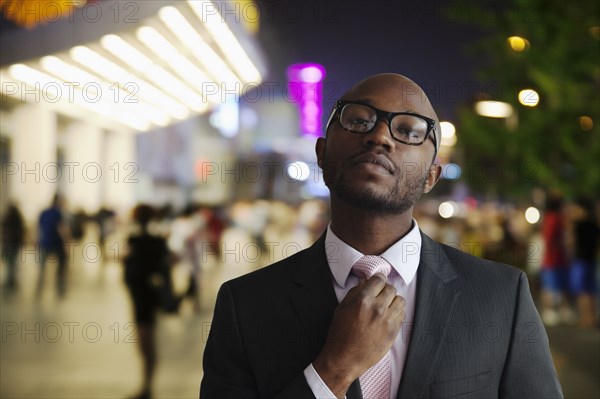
[352,255,391,279]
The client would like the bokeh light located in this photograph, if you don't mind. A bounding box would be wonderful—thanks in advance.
[438,201,456,219]
[440,121,456,138]
[579,115,594,131]
[507,36,530,52]
[525,206,541,224]
[475,101,514,118]
[286,161,310,181]
[518,89,540,107]
[442,163,462,180]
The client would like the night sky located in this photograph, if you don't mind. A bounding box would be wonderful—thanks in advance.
[256,0,487,120]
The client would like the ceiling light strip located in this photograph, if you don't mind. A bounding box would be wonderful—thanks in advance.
[7,64,150,130]
[136,26,215,101]
[158,6,241,88]
[187,1,261,83]
[40,55,170,127]
[70,45,190,120]
[100,34,208,112]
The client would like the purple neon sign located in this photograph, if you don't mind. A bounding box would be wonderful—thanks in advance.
[286,63,326,137]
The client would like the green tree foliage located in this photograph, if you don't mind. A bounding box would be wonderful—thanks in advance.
[454,0,599,199]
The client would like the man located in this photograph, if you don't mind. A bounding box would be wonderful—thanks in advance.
[1,203,25,294]
[200,74,563,398]
[37,194,69,297]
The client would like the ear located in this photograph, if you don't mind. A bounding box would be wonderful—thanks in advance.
[315,137,326,168]
[423,162,442,193]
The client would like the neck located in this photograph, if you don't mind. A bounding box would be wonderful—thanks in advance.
[329,198,414,255]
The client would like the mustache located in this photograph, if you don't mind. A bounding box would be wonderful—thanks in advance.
[349,151,397,174]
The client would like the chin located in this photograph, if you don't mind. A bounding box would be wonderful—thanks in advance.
[333,184,411,214]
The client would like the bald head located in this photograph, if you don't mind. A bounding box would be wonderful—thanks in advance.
[327,73,441,152]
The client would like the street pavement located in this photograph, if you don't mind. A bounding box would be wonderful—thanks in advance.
[1,236,599,399]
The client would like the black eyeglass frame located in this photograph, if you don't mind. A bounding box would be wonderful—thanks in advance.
[325,100,437,147]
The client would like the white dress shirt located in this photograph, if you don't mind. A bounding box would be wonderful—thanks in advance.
[304,220,422,398]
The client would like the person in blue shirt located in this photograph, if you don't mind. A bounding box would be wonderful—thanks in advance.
[37,194,68,298]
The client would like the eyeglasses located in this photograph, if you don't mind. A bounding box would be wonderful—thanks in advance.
[326,100,437,147]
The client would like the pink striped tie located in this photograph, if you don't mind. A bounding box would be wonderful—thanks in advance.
[352,255,392,399]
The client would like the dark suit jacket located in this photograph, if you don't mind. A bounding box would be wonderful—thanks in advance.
[200,232,563,398]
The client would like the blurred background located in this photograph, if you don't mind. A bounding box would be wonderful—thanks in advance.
[0,0,598,398]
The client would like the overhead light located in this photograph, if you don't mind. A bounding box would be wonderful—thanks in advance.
[474,101,514,118]
[1,2,266,132]
[40,56,170,127]
[9,64,54,88]
[136,26,214,99]
[100,34,207,112]
[70,46,189,120]
[8,63,150,130]
[41,56,100,90]
[100,34,153,73]
[70,46,128,83]
[187,0,261,83]
[147,67,207,112]
[158,6,240,87]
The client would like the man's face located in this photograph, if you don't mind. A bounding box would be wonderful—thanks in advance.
[316,75,440,214]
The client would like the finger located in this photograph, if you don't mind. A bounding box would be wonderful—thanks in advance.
[346,277,367,297]
[360,273,388,296]
[376,284,398,306]
[389,295,406,314]
[386,302,406,330]
[392,294,406,308]
[371,272,388,283]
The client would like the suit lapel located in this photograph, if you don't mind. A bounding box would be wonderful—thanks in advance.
[397,233,460,399]
[289,234,363,399]
[289,234,338,352]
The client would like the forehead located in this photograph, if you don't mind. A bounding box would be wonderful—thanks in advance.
[341,76,435,118]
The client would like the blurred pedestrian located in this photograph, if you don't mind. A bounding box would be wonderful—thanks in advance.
[569,198,599,328]
[37,194,69,298]
[168,205,204,312]
[68,207,87,242]
[540,193,574,325]
[204,206,225,259]
[123,204,178,399]
[1,203,25,295]
[94,206,115,259]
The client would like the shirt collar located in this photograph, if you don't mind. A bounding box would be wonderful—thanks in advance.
[325,220,422,288]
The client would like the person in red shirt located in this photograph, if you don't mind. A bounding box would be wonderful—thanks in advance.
[540,193,574,325]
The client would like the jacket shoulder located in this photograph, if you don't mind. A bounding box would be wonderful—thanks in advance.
[445,241,521,270]
[433,237,526,288]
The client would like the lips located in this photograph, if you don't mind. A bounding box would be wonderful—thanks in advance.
[351,152,395,175]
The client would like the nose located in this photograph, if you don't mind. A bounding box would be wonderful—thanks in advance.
[362,119,395,152]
